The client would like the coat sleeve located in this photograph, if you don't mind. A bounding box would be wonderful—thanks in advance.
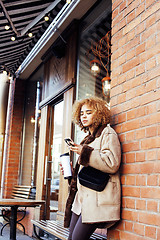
[79,128,121,174]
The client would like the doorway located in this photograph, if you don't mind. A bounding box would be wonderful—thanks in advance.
[45,99,64,220]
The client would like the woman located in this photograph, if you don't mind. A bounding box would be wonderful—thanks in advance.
[64,96,121,240]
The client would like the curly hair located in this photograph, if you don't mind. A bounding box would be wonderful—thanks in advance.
[72,96,111,132]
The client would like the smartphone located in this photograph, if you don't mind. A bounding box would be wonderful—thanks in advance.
[64,138,74,146]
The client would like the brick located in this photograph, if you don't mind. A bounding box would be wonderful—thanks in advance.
[126,28,135,42]
[127,10,136,24]
[126,49,135,61]
[136,64,145,76]
[146,57,156,71]
[126,88,136,100]
[136,43,146,56]
[140,90,160,106]
[122,141,139,152]
[122,209,139,222]
[135,152,145,162]
[146,102,157,114]
[134,222,145,236]
[123,16,141,35]
[147,200,158,212]
[119,1,126,12]
[157,229,160,240]
[146,0,157,9]
[146,36,156,50]
[122,57,140,73]
[122,186,140,197]
[117,112,126,123]
[120,231,144,240]
[125,68,135,80]
[136,199,146,210]
[136,2,145,17]
[135,129,145,140]
[112,0,124,11]
[124,36,140,53]
[125,152,135,163]
[122,119,140,132]
[136,21,145,35]
[112,8,119,19]
[117,93,126,104]
[136,175,146,186]
[113,11,124,26]
[146,150,157,161]
[107,228,120,239]
[139,212,160,226]
[146,126,157,137]
[124,0,140,18]
[140,161,160,174]
[126,175,135,185]
[146,14,156,28]
[147,175,157,186]
[141,187,160,199]
[146,43,160,60]
[125,198,135,209]
[125,221,133,232]
[122,164,141,174]
[126,131,135,142]
[141,1,160,22]
[141,137,160,149]
[145,225,156,239]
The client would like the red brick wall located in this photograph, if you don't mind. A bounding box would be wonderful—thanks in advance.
[3,79,25,197]
[109,0,160,239]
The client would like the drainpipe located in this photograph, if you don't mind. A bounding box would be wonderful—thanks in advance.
[31,81,41,187]
[0,76,16,198]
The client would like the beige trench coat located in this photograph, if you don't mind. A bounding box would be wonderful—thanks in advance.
[72,125,121,226]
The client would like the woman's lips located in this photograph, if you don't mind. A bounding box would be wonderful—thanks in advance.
[82,120,87,124]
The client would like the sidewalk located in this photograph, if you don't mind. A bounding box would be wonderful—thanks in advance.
[0,224,58,240]
[0,225,36,240]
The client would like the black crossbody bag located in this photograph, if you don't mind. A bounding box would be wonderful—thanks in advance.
[78,166,110,192]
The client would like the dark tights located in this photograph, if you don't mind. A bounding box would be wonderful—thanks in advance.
[68,212,97,240]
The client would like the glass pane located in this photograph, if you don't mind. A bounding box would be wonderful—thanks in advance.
[77,0,111,101]
[50,100,64,219]
[74,0,112,161]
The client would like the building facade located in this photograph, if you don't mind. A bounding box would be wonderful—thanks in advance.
[1,0,159,239]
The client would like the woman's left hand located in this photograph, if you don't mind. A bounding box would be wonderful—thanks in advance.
[69,143,83,155]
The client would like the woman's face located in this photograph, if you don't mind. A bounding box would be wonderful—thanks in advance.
[80,104,95,129]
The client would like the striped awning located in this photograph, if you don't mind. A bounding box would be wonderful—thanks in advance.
[0,0,66,75]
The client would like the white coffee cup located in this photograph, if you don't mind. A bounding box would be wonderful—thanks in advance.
[60,152,72,179]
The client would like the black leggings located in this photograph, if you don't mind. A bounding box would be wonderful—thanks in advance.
[68,212,97,240]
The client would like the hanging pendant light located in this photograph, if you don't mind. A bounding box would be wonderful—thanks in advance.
[90,59,100,76]
[101,75,111,97]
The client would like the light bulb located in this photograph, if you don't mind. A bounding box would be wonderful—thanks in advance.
[11,36,16,41]
[28,32,33,38]
[5,25,10,30]
[44,16,49,21]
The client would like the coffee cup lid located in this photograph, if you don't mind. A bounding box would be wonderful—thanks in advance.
[60,152,69,157]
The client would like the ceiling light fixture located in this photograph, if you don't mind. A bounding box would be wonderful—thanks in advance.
[5,25,10,30]
[28,32,33,38]
[44,16,49,21]
[11,36,16,41]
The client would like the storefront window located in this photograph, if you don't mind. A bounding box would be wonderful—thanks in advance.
[77,0,112,102]
[75,0,112,145]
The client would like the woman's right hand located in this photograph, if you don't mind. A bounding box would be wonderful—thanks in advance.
[59,163,64,175]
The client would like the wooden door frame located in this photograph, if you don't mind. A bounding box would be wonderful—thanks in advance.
[35,87,75,221]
